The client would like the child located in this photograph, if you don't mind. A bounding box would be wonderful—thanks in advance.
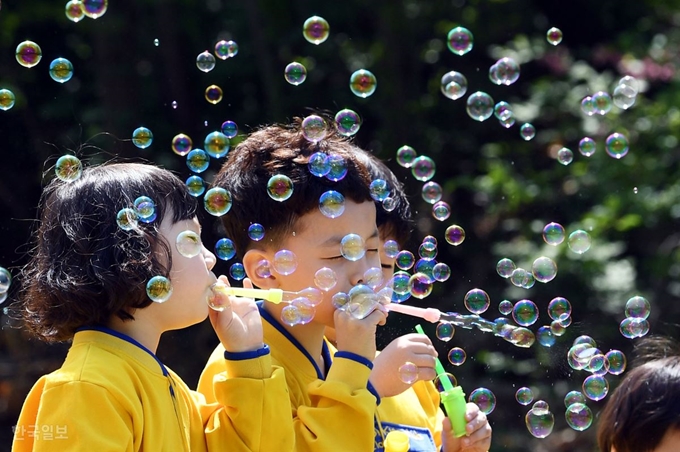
[597,336,680,452]
[11,162,293,452]
[198,122,491,451]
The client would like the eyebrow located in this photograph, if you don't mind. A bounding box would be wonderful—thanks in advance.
[319,229,379,247]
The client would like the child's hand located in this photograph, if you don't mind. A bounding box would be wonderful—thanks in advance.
[208,276,265,353]
[369,333,437,397]
[333,304,387,361]
[441,403,492,452]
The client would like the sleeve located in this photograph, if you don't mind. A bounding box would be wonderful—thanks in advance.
[12,378,134,452]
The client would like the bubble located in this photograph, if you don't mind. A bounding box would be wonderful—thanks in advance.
[469,388,496,415]
[578,137,597,157]
[204,187,232,216]
[0,89,16,111]
[587,353,609,376]
[0,267,12,293]
[435,322,455,342]
[116,208,138,231]
[625,295,650,319]
[49,58,74,83]
[564,403,593,432]
[532,256,558,283]
[466,91,494,122]
[332,292,350,310]
[564,391,586,408]
[432,201,451,221]
[307,152,330,177]
[204,131,230,158]
[411,156,436,182]
[521,274,536,290]
[510,268,527,287]
[383,240,399,259]
[592,91,613,115]
[270,249,297,276]
[433,263,451,282]
[525,407,554,439]
[133,196,155,222]
[172,133,193,156]
[493,101,513,120]
[498,115,516,128]
[619,317,650,339]
[175,230,201,258]
[214,39,238,59]
[537,326,556,347]
[440,71,468,100]
[499,300,513,315]
[214,238,236,261]
[145,275,172,303]
[291,298,315,324]
[396,251,415,270]
[54,155,82,182]
[326,155,348,181]
[418,242,437,260]
[513,300,539,327]
[520,123,536,141]
[302,15,330,45]
[186,175,206,197]
[282,61,308,86]
[582,375,609,401]
[557,147,573,165]
[281,305,302,326]
[341,234,366,261]
[547,297,571,321]
[154,39,160,47]
[363,267,384,290]
[613,85,636,110]
[448,347,466,365]
[573,335,597,347]
[370,179,390,202]
[409,273,433,299]
[441,226,464,248]
[516,387,534,406]
[567,230,591,254]
[396,145,417,168]
[423,235,437,246]
[218,121,238,140]
[205,85,223,104]
[266,174,294,202]
[255,259,272,279]
[539,223,564,247]
[349,69,377,98]
[82,0,107,18]
[418,181,442,204]
[248,223,265,241]
[65,0,85,22]
[580,96,596,116]
[171,101,178,109]
[447,26,474,56]
[568,344,598,370]
[433,373,458,392]
[301,115,328,143]
[415,259,435,283]
[312,267,337,291]
[390,271,410,296]
[605,133,629,159]
[313,190,346,219]
[334,109,361,137]
[348,284,380,319]
[196,50,216,72]
[398,362,419,384]
[546,27,563,45]
[15,41,42,68]
[605,350,627,375]
[489,57,520,86]
[130,127,153,149]
[463,289,490,315]
[229,263,246,281]
[550,320,567,336]
[494,258,515,278]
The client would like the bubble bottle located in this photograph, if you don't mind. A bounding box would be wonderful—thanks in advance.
[384,430,410,452]
[415,324,467,438]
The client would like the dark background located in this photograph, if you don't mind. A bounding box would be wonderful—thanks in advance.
[1,0,680,450]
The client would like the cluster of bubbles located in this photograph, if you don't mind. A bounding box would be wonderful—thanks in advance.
[620,295,651,339]
[489,57,520,86]
[65,0,108,22]
[196,40,238,73]
[0,267,12,305]
[14,41,74,84]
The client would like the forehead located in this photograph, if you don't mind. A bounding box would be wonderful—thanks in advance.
[291,200,378,246]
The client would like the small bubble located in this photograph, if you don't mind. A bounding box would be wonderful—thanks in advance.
[116,208,138,231]
[605,133,629,159]
[15,41,42,68]
[498,300,513,315]
[284,62,307,85]
[204,131,230,158]
[255,259,272,278]
[525,406,554,438]
[536,326,555,347]
[363,267,384,290]
[0,267,12,293]
[396,250,415,270]
[625,295,650,319]
[154,39,159,46]
[341,234,366,261]
[146,276,172,303]
[578,137,597,157]
[513,299,539,326]
[214,238,236,261]
[398,362,419,384]
[176,230,202,258]
[466,91,494,122]
[613,85,636,109]
[370,179,390,202]
[273,249,298,275]
[187,149,210,172]
[205,85,223,104]
[432,201,451,221]
[516,387,534,405]
[308,152,330,177]
[171,101,178,109]
[464,288,490,314]
[131,127,153,149]
[55,155,82,182]
[548,297,571,321]
[494,101,513,120]
[448,347,466,365]
[520,123,536,141]
[592,91,613,115]
[281,305,302,326]
[532,256,557,283]
[396,145,417,168]
[619,317,650,339]
[301,115,328,142]
[248,223,265,241]
[605,350,627,375]
[546,27,563,45]
[0,89,16,111]
[496,258,516,278]
[49,58,74,83]
[565,403,593,431]
[314,267,337,291]
[434,322,454,342]
[440,71,468,100]
[433,263,451,282]
[326,155,348,181]
[564,391,586,408]
[229,263,246,281]
[433,373,458,391]
[411,156,436,182]
[171,133,193,156]
[542,222,565,245]
[332,292,350,310]
[447,26,474,56]
[196,50,216,72]
[303,16,330,45]
[568,230,591,254]
[82,0,107,18]
[557,147,573,165]
[383,240,399,259]
[267,174,294,202]
[334,109,361,137]
[214,40,238,59]
[408,273,433,299]
[185,175,205,197]
[65,0,85,22]
[133,196,156,222]
[581,96,596,116]
[221,120,238,138]
[318,190,345,218]
[349,69,377,98]
[469,388,496,415]
[582,375,609,401]
[204,187,232,216]
[421,181,443,204]
[489,57,520,86]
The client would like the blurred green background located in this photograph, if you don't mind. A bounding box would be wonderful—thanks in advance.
[1,0,680,450]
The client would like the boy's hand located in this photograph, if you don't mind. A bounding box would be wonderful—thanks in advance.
[369,333,438,397]
[208,276,265,353]
[334,304,387,361]
[441,403,492,452]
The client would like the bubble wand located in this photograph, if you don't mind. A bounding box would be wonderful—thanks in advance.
[208,283,322,309]
[415,324,467,438]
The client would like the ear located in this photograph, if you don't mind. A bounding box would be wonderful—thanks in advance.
[243,248,279,289]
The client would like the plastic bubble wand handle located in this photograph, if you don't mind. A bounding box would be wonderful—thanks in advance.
[415,324,467,438]
[386,303,442,323]
[211,284,284,304]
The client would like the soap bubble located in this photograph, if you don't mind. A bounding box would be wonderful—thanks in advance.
[301,115,328,143]
[546,27,563,45]
[498,115,516,128]
[469,388,496,415]
[434,373,458,392]
[409,273,433,299]
[613,85,636,109]
[82,0,107,18]
[499,300,513,315]
[423,235,437,246]
[349,69,377,98]
[489,57,520,86]
[513,300,539,326]
[314,267,337,291]
[248,223,265,241]
[308,152,331,177]
[421,181,443,204]
[440,71,468,100]
[592,91,613,115]
[520,123,536,141]
[187,149,210,173]
[383,240,399,259]
[525,406,554,438]
[605,133,629,159]
[175,230,202,258]
[447,26,474,56]
[205,85,223,104]
[510,327,536,348]
[341,234,366,261]
[564,391,586,408]
[578,137,597,157]
[196,50,216,72]
[0,267,12,293]
[568,343,598,370]
[295,288,323,307]
[15,41,42,68]
[214,40,238,59]
[146,276,172,303]
[550,320,567,336]
[466,92,494,122]
[568,230,591,254]
[565,403,593,431]
[65,0,85,22]
[303,15,330,44]
[370,179,390,202]
[172,133,193,156]
[433,263,451,282]
[516,387,534,405]
[432,201,451,221]
[496,258,516,278]
[332,292,349,310]
[436,322,455,342]
[363,267,384,290]
[280,305,302,326]
[214,238,236,261]
[229,263,246,281]
[55,155,82,182]
[573,335,597,347]
[418,242,437,260]
[204,131,230,158]
[620,317,650,339]
[605,350,627,375]
[396,251,415,270]
[335,109,361,137]
[326,155,348,181]
[581,96,596,115]
[348,284,380,319]
[618,75,639,95]
[448,347,466,366]
[221,121,238,138]
[49,58,74,83]
[131,127,153,149]
[291,298,315,324]
[398,362,419,384]
[273,250,298,275]
[464,289,490,315]
[396,145,417,168]
[267,174,294,202]
[557,147,573,165]
[185,175,205,197]
[133,196,155,222]
[510,268,527,287]
[318,191,346,219]
[582,375,609,401]
[411,156,436,182]
[415,259,435,283]
[625,295,650,319]
[542,222,565,246]
[284,62,307,85]
[445,225,465,246]
[0,89,16,111]
[532,256,557,283]
[391,271,411,296]
[494,101,513,120]
[537,326,556,347]
[548,297,571,321]
[116,208,138,231]
[204,187,232,216]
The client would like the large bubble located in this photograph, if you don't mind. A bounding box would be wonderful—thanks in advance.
[132,127,153,149]
[284,62,307,85]
[267,174,294,202]
[447,26,474,56]
[49,58,74,83]
[55,155,82,182]
[341,234,366,261]
[411,156,436,182]
[15,41,42,68]
[303,16,330,45]
[146,276,172,303]
[440,71,468,100]
[204,187,232,216]
[349,69,377,98]
[334,109,361,137]
[469,388,496,415]
[466,91,494,121]
[273,250,298,275]
[464,288,490,314]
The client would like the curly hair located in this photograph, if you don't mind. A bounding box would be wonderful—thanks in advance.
[15,162,197,342]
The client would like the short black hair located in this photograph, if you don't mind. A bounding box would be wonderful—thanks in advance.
[16,162,197,342]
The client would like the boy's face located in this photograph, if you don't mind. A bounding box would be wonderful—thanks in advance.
[262,200,381,328]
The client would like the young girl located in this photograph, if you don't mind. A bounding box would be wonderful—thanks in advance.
[12,162,292,451]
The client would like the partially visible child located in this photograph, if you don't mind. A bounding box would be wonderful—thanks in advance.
[597,336,680,452]
[11,163,292,452]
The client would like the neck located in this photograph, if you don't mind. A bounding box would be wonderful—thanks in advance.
[107,312,162,354]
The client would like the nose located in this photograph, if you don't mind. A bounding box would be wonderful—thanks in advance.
[203,245,217,270]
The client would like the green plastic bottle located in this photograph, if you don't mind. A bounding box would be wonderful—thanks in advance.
[440,386,468,438]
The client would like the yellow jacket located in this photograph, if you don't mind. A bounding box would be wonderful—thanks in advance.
[12,327,293,452]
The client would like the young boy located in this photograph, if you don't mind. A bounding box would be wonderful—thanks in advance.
[198,122,491,451]
[12,163,293,451]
